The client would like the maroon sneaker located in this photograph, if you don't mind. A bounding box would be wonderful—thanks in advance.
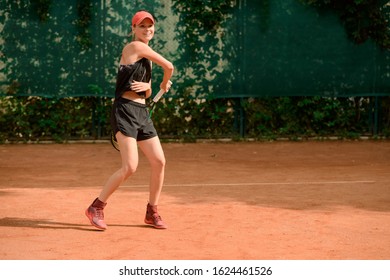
[85,198,107,230]
[144,203,167,229]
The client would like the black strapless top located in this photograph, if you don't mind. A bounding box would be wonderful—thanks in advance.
[114,57,152,99]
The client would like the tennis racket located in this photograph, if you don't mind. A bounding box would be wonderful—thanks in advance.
[149,80,172,118]
[110,131,120,151]
[110,81,172,151]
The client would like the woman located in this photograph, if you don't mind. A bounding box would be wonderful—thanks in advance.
[85,10,174,230]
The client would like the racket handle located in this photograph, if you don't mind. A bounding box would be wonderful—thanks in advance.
[152,80,172,103]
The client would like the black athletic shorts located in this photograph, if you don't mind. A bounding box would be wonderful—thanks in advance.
[110,97,158,141]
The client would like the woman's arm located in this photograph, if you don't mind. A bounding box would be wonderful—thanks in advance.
[130,80,152,98]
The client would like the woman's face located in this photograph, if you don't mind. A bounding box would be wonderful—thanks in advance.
[133,18,155,43]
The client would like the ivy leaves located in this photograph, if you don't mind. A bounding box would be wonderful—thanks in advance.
[171,0,236,98]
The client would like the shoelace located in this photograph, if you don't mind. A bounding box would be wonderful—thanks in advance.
[152,213,162,222]
[95,208,104,219]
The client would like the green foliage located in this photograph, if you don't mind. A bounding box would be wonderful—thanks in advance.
[151,92,235,140]
[0,96,112,142]
[170,0,236,99]
[243,96,388,139]
[301,0,390,49]
[1,96,388,143]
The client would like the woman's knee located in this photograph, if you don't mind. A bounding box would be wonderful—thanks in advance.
[152,156,166,170]
[121,164,137,178]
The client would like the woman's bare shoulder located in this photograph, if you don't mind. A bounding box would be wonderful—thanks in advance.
[124,41,151,50]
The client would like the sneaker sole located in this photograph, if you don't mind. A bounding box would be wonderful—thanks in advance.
[144,219,168,229]
[85,209,107,230]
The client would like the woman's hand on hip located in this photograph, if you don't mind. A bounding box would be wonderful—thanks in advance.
[131,81,151,92]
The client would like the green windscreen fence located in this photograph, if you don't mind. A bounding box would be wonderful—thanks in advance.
[228,0,389,98]
[1,0,389,99]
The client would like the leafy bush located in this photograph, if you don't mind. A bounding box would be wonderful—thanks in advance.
[0,95,388,143]
[0,96,112,142]
[243,96,376,139]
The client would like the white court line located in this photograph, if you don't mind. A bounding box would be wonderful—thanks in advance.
[122,180,376,188]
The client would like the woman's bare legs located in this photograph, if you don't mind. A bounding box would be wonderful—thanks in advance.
[86,133,167,229]
[98,132,139,202]
[138,136,166,206]
[138,136,167,229]
[86,132,138,230]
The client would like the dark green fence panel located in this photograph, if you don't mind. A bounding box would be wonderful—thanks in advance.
[1,1,98,97]
[1,0,389,99]
[0,0,166,98]
[224,0,389,98]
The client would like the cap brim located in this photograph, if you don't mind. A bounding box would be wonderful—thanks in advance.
[134,16,155,26]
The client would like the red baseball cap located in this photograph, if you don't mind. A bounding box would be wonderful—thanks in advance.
[132,11,155,26]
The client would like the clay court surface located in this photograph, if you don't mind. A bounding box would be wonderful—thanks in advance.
[0,140,389,260]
